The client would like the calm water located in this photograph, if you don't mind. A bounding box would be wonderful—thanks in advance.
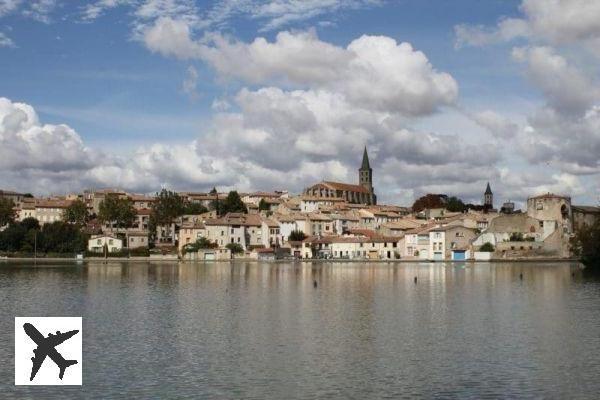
[1,261,599,399]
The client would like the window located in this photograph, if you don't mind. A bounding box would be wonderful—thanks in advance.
[539,221,543,228]
[536,202,543,210]
[109,239,113,245]
[97,239,101,245]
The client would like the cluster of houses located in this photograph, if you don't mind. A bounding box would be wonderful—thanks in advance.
[1,148,599,261]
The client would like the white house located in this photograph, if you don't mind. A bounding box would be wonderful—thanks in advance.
[88,235,123,253]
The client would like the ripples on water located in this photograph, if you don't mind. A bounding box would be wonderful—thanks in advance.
[1,261,599,399]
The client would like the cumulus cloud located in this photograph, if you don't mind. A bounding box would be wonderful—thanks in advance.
[0,98,96,172]
[0,97,242,194]
[518,106,600,173]
[512,46,600,114]
[470,110,519,139]
[502,46,600,173]
[454,18,529,48]
[143,24,458,116]
[454,0,600,48]
[454,1,600,189]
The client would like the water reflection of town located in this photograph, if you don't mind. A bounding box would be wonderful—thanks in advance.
[82,260,582,291]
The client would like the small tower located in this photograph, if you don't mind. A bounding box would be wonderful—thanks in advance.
[359,146,377,205]
[484,182,493,209]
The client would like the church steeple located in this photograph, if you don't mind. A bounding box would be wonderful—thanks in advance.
[361,146,371,170]
[358,146,376,205]
[484,182,493,208]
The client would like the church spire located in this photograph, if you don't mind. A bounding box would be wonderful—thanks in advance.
[485,182,492,194]
[361,146,371,170]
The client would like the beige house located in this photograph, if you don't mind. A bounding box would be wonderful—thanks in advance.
[178,222,207,254]
[35,199,73,225]
[261,219,282,248]
[203,213,263,250]
[379,219,424,237]
[126,232,149,249]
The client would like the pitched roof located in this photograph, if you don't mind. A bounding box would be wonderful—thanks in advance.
[382,219,423,230]
[204,213,262,227]
[35,199,73,209]
[321,181,370,194]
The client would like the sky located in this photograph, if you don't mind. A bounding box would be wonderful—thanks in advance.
[0,0,599,207]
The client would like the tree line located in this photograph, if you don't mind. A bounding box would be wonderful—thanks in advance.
[0,188,249,253]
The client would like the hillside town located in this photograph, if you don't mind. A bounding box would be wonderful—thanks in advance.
[1,148,599,262]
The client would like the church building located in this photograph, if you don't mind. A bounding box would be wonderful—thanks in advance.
[303,147,377,205]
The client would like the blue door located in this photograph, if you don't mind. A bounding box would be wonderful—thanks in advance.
[453,250,466,260]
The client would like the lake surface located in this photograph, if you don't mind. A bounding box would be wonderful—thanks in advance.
[1,261,599,399]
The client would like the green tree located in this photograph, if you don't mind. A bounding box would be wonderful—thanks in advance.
[221,191,247,215]
[0,222,27,252]
[480,242,495,252]
[226,242,244,254]
[412,194,445,213]
[63,199,89,226]
[446,196,466,212]
[0,198,16,227]
[98,194,136,233]
[571,221,600,268]
[38,221,88,254]
[258,198,269,211]
[183,202,208,215]
[184,237,218,253]
[151,189,185,243]
[288,230,307,242]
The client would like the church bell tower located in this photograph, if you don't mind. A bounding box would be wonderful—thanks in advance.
[359,147,377,205]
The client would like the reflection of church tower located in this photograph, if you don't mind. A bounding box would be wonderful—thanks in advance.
[359,147,377,205]
[484,182,493,208]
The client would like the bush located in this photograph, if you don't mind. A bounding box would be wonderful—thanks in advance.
[509,232,524,242]
[480,242,495,252]
[288,230,307,242]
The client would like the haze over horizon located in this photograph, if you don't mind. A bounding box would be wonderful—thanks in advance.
[1,0,599,207]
